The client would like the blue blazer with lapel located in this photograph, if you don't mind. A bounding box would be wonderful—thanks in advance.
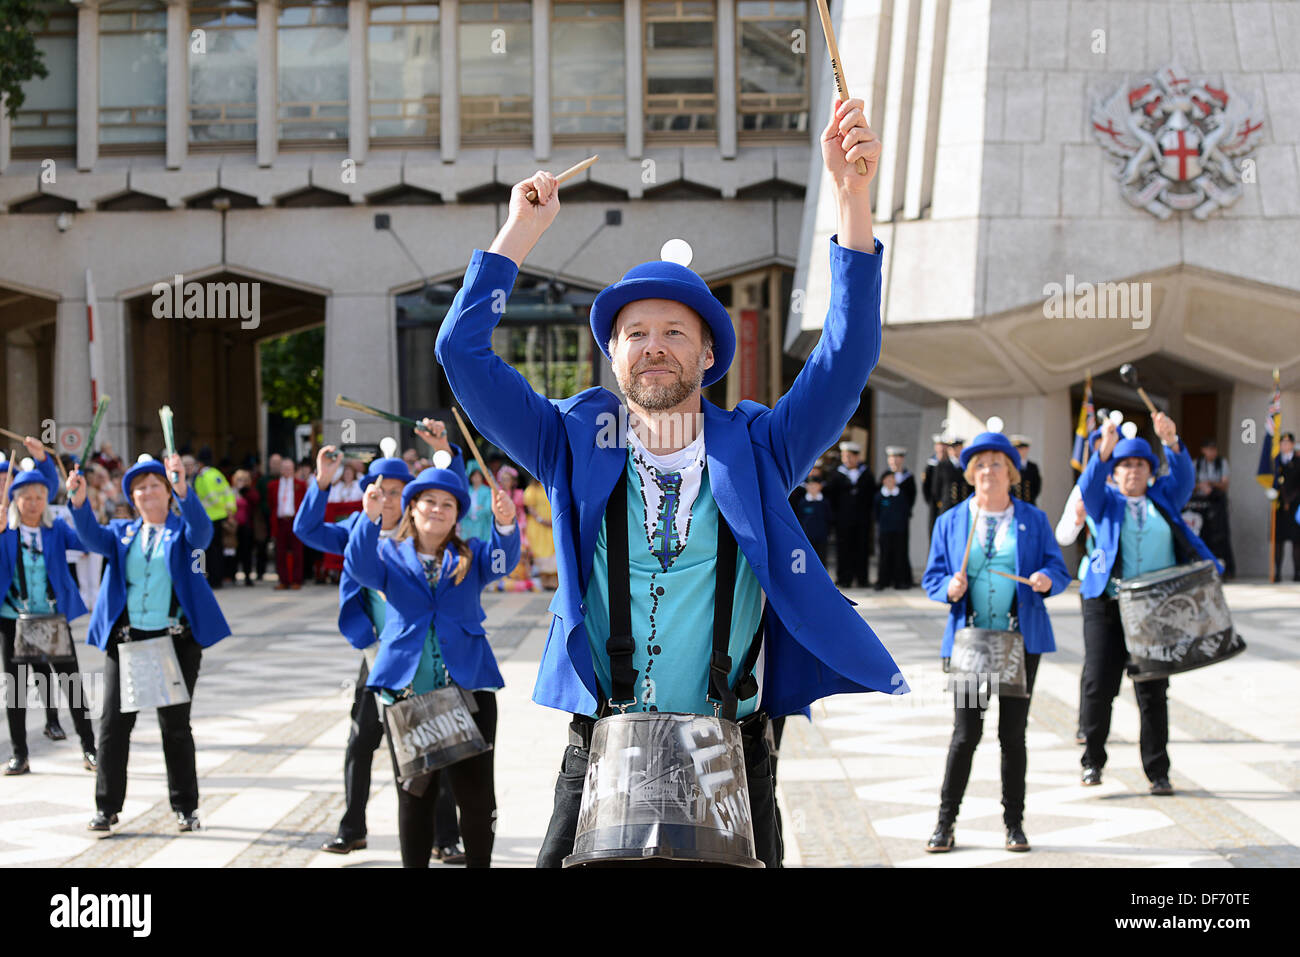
[344,515,519,692]
[0,523,89,622]
[921,497,1072,656]
[294,482,376,650]
[1077,442,1218,599]
[434,237,909,718]
[71,491,231,649]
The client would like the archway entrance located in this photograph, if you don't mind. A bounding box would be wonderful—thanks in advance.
[126,272,325,467]
[0,286,58,436]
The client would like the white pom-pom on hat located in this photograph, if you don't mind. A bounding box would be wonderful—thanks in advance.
[432,450,452,470]
[985,416,1004,434]
[137,453,155,464]
[660,238,693,268]
[1108,409,1124,426]
[1121,422,1139,440]
[379,436,398,458]
[20,457,35,472]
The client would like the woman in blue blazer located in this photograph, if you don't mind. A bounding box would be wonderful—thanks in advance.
[1,439,96,774]
[922,430,1070,854]
[68,452,230,835]
[345,462,518,868]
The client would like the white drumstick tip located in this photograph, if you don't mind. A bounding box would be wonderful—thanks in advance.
[1121,422,1139,440]
[432,450,452,470]
[1108,409,1124,426]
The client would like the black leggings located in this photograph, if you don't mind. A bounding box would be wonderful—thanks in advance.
[938,651,1042,829]
[387,690,497,869]
[1,617,95,758]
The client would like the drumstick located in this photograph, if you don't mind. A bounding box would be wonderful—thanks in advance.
[992,569,1036,587]
[814,0,869,176]
[335,395,423,429]
[525,155,599,203]
[0,427,60,459]
[959,505,979,577]
[450,406,498,495]
[1134,386,1159,417]
[0,428,70,485]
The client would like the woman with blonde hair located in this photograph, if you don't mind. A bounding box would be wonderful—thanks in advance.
[345,460,519,868]
[922,427,1070,854]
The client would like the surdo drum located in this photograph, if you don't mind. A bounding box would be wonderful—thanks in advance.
[1117,560,1246,681]
[947,627,1028,699]
[564,712,764,868]
[384,684,491,783]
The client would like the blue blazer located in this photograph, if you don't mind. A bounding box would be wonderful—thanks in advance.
[922,497,1072,656]
[1078,443,1218,599]
[71,492,231,649]
[434,237,908,718]
[1,456,87,621]
[344,515,519,692]
[294,482,379,650]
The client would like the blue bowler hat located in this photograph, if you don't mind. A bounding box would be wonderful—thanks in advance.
[960,432,1023,471]
[589,260,735,388]
[1112,437,1159,471]
[402,466,470,517]
[360,457,414,491]
[10,467,57,499]
[121,456,169,499]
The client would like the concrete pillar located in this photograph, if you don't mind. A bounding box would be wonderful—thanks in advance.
[54,299,93,453]
[5,330,41,430]
[873,0,921,222]
[94,297,132,460]
[321,294,399,446]
[0,94,11,174]
[257,0,277,167]
[902,0,949,220]
[348,0,368,164]
[624,0,643,160]
[166,0,187,169]
[716,0,736,158]
[440,0,458,162]
[532,0,551,161]
[77,1,100,171]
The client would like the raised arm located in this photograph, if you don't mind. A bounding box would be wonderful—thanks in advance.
[295,445,350,554]
[434,173,569,485]
[176,482,214,551]
[344,511,388,592]
[69,498,118,556]
[748,98,883,490]
[1055,483,1086,547]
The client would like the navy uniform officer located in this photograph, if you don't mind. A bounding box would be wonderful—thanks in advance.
[345,462,519,868]
[434,96,905,868]
[2,438,96,774]
[1077,411,1217,795]
[921,430,1070,853]
[68,453,230,833]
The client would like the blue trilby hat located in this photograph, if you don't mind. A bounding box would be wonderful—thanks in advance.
[402,466,470,517]
[590,260,735,388]
[960,432,1023,471]
[1113,437,1159,471]
[121,457,168,499]
[360,457,414,491]
[10,468,56,499]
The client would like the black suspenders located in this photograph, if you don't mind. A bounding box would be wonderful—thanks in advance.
[601,464,762,721]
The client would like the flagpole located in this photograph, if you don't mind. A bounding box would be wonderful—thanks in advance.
[1269,367,1280,584]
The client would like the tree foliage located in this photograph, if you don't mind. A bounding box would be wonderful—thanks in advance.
[260,327,324,424]
[0,0,51,119]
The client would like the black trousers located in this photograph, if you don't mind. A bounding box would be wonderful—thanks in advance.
[235,525,255,580]
[1,617,95,757]
[876,530,912,588]
[835,523,870,587]
[1080,597,1170,780]
[97,629,203,815]
[536,711,783,869]
[938,652,1041,828]
[386,689,496,868]
[204,537,224,590]
[254,533,269,579]
[1276,505,1300,580]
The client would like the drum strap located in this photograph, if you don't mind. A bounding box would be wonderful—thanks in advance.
[602,465,751,720]
[10,535,57,613]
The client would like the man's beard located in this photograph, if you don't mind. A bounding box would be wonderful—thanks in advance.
[617,355,707,411]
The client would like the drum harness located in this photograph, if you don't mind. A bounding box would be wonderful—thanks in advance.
[6,534,58,616]
[571,469,766,750]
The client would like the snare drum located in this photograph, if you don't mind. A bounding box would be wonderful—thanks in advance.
[1117,560,1246,681]
[947,627,1028,699]
[118,628,192,713]
[564,711,764,868]
[384,684,491,783]
[11,613,76,665]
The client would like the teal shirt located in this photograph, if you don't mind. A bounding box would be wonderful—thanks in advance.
[1106,498,1176,596]
[584,453,765,718]
[1,534,54,618]
[363,586,387,633]
[124,525,175,629]
[965,517,1018,630]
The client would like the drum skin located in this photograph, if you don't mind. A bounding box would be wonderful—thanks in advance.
[1118,560,1246,681]
[119,636,192,713]
[565,712,764,868]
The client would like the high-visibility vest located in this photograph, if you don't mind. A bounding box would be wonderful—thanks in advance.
[195,467,237,521]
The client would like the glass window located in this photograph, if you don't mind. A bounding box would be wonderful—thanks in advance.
[99,0,168,146]
[278,0,349,142]
[551,1,624,137]
[189,1,258,144]
[737,0,808,135]
[369,1,440,141]
[644,0,715,136]
[12,9,77,151]
[459,1,531,141]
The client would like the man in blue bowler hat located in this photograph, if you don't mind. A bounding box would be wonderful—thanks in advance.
[435,97,905,868]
